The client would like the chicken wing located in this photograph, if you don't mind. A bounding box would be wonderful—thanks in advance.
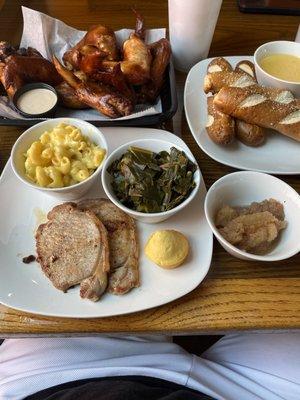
[101,11,152,85]
[56,81,89,109]
[138,38,171,103]
[0,41,43,62]
[92,63,136,102]
[63,25,119,74]
[53,56,133,118]
[0,54,62,98]
[121,32,152,85]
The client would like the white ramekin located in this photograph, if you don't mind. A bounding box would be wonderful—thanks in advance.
[254,40,300,97]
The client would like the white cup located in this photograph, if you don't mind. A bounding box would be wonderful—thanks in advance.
[168,0,222,72]
[296,24,300,43]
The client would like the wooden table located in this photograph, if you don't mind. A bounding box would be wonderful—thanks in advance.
[0,0,299,336]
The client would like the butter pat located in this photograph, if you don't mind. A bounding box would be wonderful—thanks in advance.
[145,230,189,269]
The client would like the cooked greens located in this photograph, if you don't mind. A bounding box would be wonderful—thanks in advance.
[108,146,197,213]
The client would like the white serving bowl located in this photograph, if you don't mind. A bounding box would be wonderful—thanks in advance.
[204,171,300,261]
[11,118,108,201]
[254,41,300,97]
[101,138,201,224]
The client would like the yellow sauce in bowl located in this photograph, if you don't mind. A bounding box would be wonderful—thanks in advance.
[259,53,300,82]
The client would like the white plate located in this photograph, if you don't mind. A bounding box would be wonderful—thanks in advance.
[0,127,212,318]
[184,56,300,175]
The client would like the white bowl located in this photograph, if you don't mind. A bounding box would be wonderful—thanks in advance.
[101,138,201,224]
[11,118,108,201]
[204,171,300,261]
[254,41,300,97]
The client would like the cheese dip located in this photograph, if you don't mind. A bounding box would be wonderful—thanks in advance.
[17,88,57,115]
[259,53,300,83]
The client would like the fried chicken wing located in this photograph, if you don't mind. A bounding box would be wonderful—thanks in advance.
[55,81,89,109]
[121,32,152,85]
[0,41,17,62]
[92,63,136,102]
[53,56,133,118]
[0,54,62,98]
[132,8,146,40]
[138,38,171,103]
[0,41,43,62]
[101,11,152,85]
[63,25,119,74]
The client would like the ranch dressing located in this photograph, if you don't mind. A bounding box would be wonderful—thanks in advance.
[17,88,57,114]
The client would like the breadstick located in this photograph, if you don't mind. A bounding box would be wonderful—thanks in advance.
[214,85,300,141]
[206,96,235,145]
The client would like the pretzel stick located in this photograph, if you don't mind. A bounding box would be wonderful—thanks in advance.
[235,60,256,79]
[205,58,266,146]
[214,85,300,142]
[206,96,235,145]
[204,70,256,94]
[207,57,232,73]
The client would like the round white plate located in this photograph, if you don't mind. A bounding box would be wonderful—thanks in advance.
[0,127,212,318]
[184,56,300,175]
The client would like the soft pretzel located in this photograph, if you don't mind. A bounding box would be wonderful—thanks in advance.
[206,58,267,146]
[205,59,235,145]
[234,60,267,146]
[235,120,265,146]
[214,85,300,142]
[206,96,235,145]
[235,60,256,79]
[204,70,256,94]
[207,57,232,74]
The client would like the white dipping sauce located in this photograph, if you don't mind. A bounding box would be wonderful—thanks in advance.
[17,88,57,114]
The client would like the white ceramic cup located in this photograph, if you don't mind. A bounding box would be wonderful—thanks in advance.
[254,41,300,97]
[168,0,223,72]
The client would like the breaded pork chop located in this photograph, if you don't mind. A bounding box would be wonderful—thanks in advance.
[35,203,110,301]
[78,198,139,294]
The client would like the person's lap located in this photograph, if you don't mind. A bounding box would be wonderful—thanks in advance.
[0,333,299,400]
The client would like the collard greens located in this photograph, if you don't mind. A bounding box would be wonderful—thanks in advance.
[108,146,197,213]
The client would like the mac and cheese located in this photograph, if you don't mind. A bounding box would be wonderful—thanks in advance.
[24,123,106,188]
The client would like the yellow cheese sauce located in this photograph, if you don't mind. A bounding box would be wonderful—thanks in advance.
[259,53,300,83]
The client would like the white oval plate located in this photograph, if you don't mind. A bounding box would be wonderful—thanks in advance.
[184,56,300,175]
[0,127,212,318]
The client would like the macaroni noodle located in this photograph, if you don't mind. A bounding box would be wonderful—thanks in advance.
[24,123,106,188]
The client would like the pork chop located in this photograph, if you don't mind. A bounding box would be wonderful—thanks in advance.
[78,198,139,294]
[35,202,110,301]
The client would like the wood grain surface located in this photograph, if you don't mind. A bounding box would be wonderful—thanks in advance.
[0,0,299,336]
